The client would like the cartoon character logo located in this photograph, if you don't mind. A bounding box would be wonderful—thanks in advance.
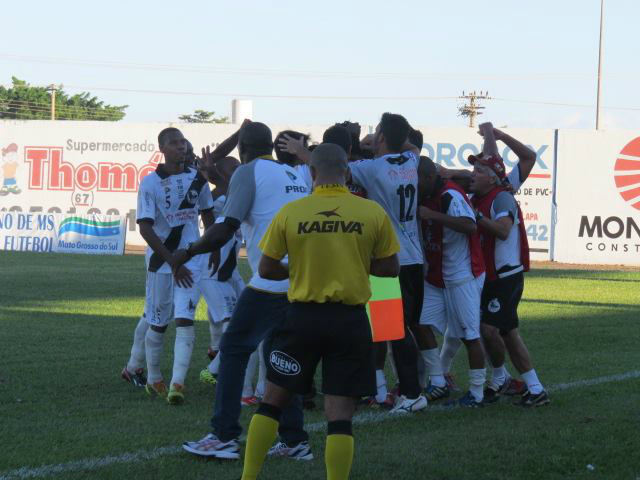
[1,143,21,196]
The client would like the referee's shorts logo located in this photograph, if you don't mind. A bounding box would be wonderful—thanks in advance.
[270,350,301,376]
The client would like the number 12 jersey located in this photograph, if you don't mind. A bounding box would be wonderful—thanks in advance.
[349,152,423,266]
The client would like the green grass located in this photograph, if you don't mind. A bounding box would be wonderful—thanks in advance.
[0,252,639,480]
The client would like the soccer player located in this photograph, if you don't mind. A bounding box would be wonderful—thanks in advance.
[240,143,400,480]
[437,127,537,396]
[418,157,487,407]
[347,113,427,414]
[177,122,312,460]
[133,127,214,405]
[469,153,550,407]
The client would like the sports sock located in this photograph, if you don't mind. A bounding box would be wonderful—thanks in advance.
[243,350,258,397]
[171,325,195,386]
[241,406,281,480]
[375,369,388,403]
[521,369,544,395]
[208,351,221,375]
[468,368,486,402]
[326,421,354,480]
[491,365,508,388]
[421,348,446,388]
[127,315,149,372]
[208,313,223,349]
[440,336,462,374]
[145,329,165,384]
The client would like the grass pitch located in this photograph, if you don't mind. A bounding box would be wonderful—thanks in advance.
[0,252,638,480]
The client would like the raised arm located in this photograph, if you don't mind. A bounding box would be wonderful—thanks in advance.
[494,128,536,183]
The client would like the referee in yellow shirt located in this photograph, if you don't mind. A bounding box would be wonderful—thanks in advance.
[240,143,401,480]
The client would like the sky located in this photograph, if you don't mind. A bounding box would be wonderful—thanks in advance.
[2,0,639,129]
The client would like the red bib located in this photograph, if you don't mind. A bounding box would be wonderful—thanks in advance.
[422,181,485,288]
[472,187,530,281]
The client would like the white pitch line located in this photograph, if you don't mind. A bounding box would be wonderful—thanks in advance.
[1,370,639,480]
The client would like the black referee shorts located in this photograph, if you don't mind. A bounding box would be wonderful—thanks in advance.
[265,302,376,398]
[480,272,524,335]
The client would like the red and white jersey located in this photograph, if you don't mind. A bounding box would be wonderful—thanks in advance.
[422,181,485,288]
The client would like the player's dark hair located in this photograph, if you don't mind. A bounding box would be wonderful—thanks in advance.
[379,113,410,152]
[336,121,362,157]
[239,122,273,158]
[322,125,352,155]
[274,130,309,166]
[408,129,424,151]
[158,127,182,147]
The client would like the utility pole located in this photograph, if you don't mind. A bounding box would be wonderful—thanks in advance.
[47,84,57,120]
[458,90,491,128]
[596,0,605,130]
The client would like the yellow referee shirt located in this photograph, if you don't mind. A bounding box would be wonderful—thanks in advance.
[259,184,400,305]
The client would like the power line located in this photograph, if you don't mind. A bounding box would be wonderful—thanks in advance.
[0,52,623,81]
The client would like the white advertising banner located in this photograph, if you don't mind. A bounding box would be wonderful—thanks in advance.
[0,121,329,246]
[417,127,556,260]
[0,212,126,255]
[554,130,640,266]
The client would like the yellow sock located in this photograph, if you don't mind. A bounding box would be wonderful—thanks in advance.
[241,414,279,480]
[325,434,354,480]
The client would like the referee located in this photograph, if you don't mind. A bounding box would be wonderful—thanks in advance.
[240,143,400,480]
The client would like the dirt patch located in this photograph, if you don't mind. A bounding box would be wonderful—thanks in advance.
[531,261,638,272]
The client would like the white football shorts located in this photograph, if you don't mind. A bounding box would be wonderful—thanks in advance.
[419,274,485,340]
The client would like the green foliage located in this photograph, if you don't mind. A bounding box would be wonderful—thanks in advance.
[0,77,127,121]
[178,109,229,124]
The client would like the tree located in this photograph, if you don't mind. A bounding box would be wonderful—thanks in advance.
[0,77,127,121]
[178,109,229,124]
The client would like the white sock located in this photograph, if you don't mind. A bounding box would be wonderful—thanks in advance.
[243,350,258,397]
[421,349,446,388]
[208,313,223,349]
[171,326,195,386]
[255,341,266,397]
[127,316,149,372]
[440,336,462,374]
[469,368,486,402]
[375,369,388,403]
[492,365,508,388]
[145,329,165,384]
[521,369,544,395]
[208,352,221,375]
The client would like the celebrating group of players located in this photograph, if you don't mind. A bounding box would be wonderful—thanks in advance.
[120,113,549,479]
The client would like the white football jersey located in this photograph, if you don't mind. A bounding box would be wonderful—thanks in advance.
[200,194,243,282]
[349,152,423,265]
[137,164,214,274]
[222,157,309,293]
